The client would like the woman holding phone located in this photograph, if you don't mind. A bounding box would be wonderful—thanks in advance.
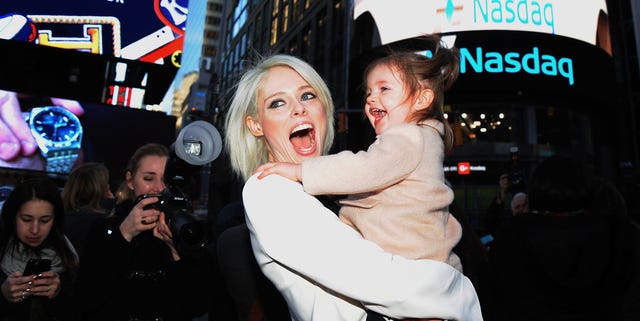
[0,176,79,321]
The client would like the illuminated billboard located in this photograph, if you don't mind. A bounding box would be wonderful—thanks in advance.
[0,0,190,107]
[0,1,187,176]
[351,0,613,102]
[354,0,610,54]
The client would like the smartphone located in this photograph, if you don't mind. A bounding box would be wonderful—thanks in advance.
[23,259,51,276]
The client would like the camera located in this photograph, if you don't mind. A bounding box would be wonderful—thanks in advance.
[135,189,205,252]
[135,121,222,253]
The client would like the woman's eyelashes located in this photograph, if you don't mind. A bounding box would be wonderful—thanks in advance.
[268,99,285,109]
[301,92,316,101]
[267,92,316,109]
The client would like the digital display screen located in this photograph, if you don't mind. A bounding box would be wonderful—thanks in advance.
[354,0,610,54]
[350,0,614,105]
[0,0,190,107]
[444,30,614,102]
[0,1,188,65]
[0,91,177,177]
[0,2,189,177]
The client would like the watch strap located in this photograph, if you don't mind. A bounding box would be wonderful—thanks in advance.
[45,149,79,173]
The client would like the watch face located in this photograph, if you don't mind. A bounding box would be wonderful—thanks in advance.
[32,107,81,143]
[0,185,13,212]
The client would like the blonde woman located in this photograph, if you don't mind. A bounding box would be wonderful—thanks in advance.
[224,54,482,321]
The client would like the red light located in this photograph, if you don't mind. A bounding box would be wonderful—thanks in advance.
[458,162,471,175]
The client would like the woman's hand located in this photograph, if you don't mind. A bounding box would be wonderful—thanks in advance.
[119,196,162,242]
[254,162,302,182]
[153,212,181,261]
[1,271,63,303]
[1,272,30,303]
[28,271,61,299]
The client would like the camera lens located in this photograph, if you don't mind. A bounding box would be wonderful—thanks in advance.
[179,222,206,248]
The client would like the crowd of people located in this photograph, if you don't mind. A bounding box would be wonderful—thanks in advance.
[484,156,640,321]
[1,34,640,321]
[0,143,214,321]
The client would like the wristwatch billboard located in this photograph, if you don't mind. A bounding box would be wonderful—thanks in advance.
[24,106,83,173]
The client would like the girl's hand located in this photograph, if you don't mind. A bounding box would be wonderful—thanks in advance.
[29,271,61,299]
[254,162,302,182]
[1,272,30,303]
[153,212,181,261]
[120,196,162,242]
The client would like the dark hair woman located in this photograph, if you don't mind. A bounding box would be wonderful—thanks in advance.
[0,176,79,321]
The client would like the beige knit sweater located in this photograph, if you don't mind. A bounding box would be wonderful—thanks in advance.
[301,120,462,271]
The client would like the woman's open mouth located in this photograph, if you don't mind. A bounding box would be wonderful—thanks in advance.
[290,123,316,155]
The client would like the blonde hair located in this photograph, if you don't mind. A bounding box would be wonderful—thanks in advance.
[224,54,335,181]
[62,162,111,213]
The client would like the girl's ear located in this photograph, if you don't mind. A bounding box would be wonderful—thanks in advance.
[415,89,435,111]
[246,116,264,137]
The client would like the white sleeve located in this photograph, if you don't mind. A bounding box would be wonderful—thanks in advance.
[243,174,483,320]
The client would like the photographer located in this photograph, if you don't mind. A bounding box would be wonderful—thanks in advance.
[77,143,211,321]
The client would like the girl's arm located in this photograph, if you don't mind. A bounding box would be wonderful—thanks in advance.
[254,125,423,194]
[301,124,422,195]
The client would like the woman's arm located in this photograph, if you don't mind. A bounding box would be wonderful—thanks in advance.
[243,174,483,321]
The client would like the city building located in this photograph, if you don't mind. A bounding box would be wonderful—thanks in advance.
[175,0,225,119]
[204,0,225,61]
[216,0,350,110]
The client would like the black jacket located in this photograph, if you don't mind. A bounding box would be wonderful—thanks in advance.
[77,200,212,321]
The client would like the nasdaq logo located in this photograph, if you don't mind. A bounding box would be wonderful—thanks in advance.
[473,0,555,34]
[459,46,574,85]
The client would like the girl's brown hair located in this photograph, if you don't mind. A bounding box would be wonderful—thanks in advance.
[364,35,459,153]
